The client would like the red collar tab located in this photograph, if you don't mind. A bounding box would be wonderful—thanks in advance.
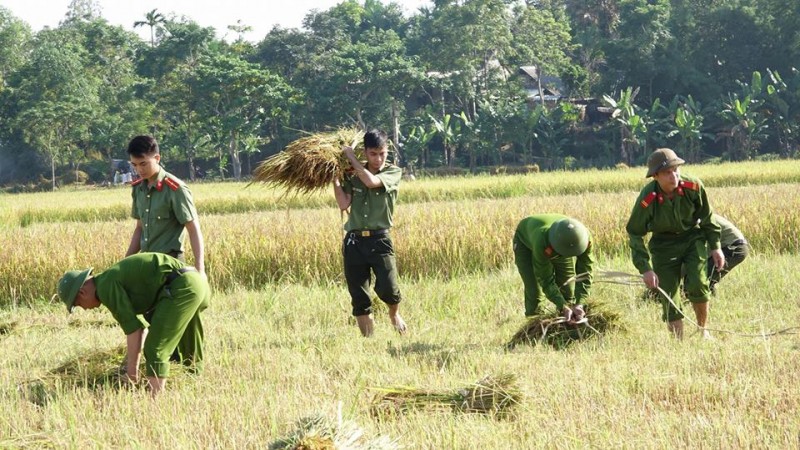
[658,193,664,204]
[544,246,554,257]
[164,177,180,191]
[640,191,657,208]
[156,180,163,192]
[131,178,144,187]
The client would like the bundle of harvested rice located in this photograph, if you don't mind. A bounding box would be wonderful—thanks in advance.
[19,345,191,405]
[269,413,400,450]
[370,373,522,419]
[506,301,622,350]
[455,373,522,417]
[251,128,365,195]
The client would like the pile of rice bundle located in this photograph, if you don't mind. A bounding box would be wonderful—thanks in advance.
[269,414,400,450]
[506,301,622,350]
[251,128,365,195]
[370,373,522,419]
[19,345,191,404]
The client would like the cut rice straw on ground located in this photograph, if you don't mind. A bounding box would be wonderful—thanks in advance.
[269,411,400,450]
[370,373,522,419]
[251,128,365,195]
[17,345,192,405]
[506,300,623,350]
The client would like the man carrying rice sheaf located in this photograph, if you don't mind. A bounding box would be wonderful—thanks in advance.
[626,148,724,339]
[333,129,407,337]
[513,214,594,322]
[57,253,210,396]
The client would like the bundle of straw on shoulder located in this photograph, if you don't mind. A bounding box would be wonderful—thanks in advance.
[251,128,365,195]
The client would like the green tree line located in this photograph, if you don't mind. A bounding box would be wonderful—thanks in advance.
[0,0,799,188]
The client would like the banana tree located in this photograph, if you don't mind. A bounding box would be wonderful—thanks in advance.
[429,112,467,167]
[666,96,711,162]
[603,87,648,164]
[764,68,800,157]
[720,72,769,160]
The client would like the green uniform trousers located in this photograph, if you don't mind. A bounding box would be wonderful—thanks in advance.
[143,271,209,378]
[513,234,576,316]
[650,230,711,322]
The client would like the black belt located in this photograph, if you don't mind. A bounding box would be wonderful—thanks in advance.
[349,229,389,238]
[165,267,197,285]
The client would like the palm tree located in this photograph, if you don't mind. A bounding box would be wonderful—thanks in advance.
[134,9,165,48]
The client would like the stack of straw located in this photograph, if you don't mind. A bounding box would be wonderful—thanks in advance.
[251,128,365,195]
[370,373,522,419]
[269,414,400,450]
[506,300,622,350]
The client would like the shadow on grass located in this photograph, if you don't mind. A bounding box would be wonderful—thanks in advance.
[386,342,467,373]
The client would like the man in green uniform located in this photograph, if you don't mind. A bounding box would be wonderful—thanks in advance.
[125,135,205,275]
[332,129,407,337]
[707,214,748,293]
[57,253,209,396]
[513,214,594,321]
[626,148,725,339]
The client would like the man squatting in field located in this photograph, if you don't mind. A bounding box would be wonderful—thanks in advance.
[705,214,749,293]
[332,129,407,337]
[124,136,207,367]
[645,214,749,301]
[513,214,594,323]
[58,253,210,396]
[626,148,725,339]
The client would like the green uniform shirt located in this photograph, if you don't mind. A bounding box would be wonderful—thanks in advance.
[714,214,744,247]
[515,214,594,309]
[342,165,401,232]
[131,168,198,254]
[93,253,184,335]
[626,174,721,274]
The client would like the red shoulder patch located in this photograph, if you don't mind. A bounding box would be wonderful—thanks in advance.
[131,178,144,186]
[640,191,657,208]
[544,246,554,257]
[164,177,181,191]
[680,181,699,191]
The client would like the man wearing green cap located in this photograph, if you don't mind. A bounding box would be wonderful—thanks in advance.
[57,252,209,396]
[626,148,724,339]
[513,214,594,321]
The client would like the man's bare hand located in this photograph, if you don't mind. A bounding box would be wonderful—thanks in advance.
[642,270,659,289]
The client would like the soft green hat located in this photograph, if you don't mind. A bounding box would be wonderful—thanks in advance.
[57,268,93,313]
[548,218,589,257]
[646,148,685,177]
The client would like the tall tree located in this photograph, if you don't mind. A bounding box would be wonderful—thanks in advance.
[189,53,294,180]
[133,9,166,48]
[510,4,575,103]
[7,28,100,188]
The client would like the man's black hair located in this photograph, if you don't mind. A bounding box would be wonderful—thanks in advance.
[364,129,388,150]
[127,135,159,157]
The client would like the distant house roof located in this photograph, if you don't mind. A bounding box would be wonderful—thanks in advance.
[518,66,564,99]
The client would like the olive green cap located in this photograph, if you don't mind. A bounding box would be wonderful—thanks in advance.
[646,148,685,177]
[57,268,93,313]
[548,218,589,257]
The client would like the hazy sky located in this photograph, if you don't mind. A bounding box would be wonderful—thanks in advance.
[1,0,432,42]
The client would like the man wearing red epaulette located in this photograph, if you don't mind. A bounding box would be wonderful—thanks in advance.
[513,214,594,321]
[626,148,724,339]
[125,136,205,275]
